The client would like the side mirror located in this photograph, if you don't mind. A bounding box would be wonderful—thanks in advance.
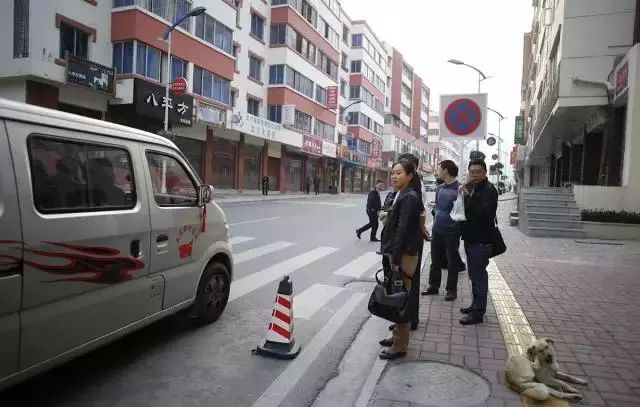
[198,184,214,205]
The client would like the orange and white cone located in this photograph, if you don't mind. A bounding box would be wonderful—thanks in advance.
[253,276,301,359]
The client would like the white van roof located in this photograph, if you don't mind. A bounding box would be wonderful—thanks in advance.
[0,98,176,149]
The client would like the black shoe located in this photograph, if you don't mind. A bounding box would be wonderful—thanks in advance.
[376,251,384,255]
[459,263,467,272]
[370,238,380,242]
[379,338,393,347]
[444,290,457,301]
[411,321,418,330]
[460,306,473,314]
[460,314,484,325]
[388,323,396,331]
[379,350,407,360]
[421,286,439,296]
[356,230,362,240]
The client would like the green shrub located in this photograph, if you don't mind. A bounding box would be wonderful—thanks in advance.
[581,210,640,224]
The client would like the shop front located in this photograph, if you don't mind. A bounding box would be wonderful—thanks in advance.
[340,147,369,193]
[321,139,339,193]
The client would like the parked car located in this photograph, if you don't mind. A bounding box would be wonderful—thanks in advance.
[0,98,233,390]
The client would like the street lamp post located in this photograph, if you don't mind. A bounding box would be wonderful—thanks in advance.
[447,59,491,153]
[162,6,206,133]
[488,108,506,186]
[337,99,363,195]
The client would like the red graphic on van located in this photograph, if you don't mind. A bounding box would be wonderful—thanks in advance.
[177,224,199,259]
[0,241,144,284]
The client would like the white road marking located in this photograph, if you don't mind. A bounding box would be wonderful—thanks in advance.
[252,293,367,407]
[333,252,382,278]
[234,241,295,264]
[368,249,430,278]
[293,284,345,320]
[229,246,338,302]
[229,217,281,226]
[229,236,255,245]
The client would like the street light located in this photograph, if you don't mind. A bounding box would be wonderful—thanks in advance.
[162,6,206,132]
[337,99,363,194]
[487,108,506,186]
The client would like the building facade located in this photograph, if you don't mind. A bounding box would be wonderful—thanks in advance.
[517,0,640,211]
[2,0,436,194]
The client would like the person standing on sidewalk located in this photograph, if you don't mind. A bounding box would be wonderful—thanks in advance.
[313,175,320,195]
[305,175,312,194]
[378,160,423,360]
[459,159,498,325]
[261,175,269,196]
[422,160,462,301]
[356,180,384,242]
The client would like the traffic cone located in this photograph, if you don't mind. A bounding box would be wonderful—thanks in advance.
[253,276,301,359]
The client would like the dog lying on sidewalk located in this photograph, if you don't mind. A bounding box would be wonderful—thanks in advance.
[505,338,588,402]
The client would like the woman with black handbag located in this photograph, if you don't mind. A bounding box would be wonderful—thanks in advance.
[377,160,424,360]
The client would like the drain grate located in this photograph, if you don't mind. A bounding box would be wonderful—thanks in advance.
[375,361,490,407]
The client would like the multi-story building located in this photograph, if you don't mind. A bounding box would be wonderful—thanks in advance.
[2,0,435,194]
[517,0,640,211]
[426,114,465,166]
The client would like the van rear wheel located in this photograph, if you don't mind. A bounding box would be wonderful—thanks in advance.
[191,262,230,325]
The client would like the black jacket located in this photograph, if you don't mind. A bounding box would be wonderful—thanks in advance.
[462,178,498,244]
[381,189,422,265]
[366,189,382,213]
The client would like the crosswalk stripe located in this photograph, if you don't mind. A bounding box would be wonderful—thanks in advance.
[368,249,430,279]
[234,241,295,264]
[293,283,345,320]
[333,252,381,278]
[253,293,367,407]
[230,236,255,245]
[229,246,338,302]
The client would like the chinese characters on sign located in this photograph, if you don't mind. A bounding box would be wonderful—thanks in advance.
[510,146,518,165]
[240,112,282,141]
[303,135,323,156]
[371,138,382,158]
[326,86,338,110]
[65,54,115,95]
[134,79,193,126]
[616,61,629,97]
[197,104,227,127]
[514,116,525,145]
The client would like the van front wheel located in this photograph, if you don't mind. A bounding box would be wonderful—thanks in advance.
[191,262,230,325]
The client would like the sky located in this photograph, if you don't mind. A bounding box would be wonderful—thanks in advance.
[342,0,533,178]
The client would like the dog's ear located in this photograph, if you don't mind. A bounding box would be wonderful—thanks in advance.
[544,338,555,344]
[526,345,536,361]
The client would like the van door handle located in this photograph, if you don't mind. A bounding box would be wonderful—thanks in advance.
[130,239,142,258]
[156,234,169,243]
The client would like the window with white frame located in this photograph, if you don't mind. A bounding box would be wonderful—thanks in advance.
[249,56,262,81]
[194,12,233,54]
[112,41,134,74]
[193,65,231,105]
[251,13,264,40]
[59,21,89,59]
[247,97,260,116]
[136,42,162,81]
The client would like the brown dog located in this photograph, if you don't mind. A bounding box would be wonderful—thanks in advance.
[505,338,587,402]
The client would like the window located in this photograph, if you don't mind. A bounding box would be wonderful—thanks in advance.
[136,43,161,81]
[269,65,285,84]
[195,13,233,54]
[59,21,89,59]
[340,79,346,97]
[230,90,237,108]
[268,105,282,123]
[421,119,428,130]
[315,85,327,105]
[29,136,136,213]
[319,17,339,48]
[232,44,239,70]
[342,24,349,44]
[171,56,187,81]
[270,24,287,45]
[148,0,169,20]
[146,152,197,206]
[314,119,335,141]
[351,34,363,47]
[357,139,371,154]
[401,103,411,116]
[14,0,29,58]
[351,60,361,73]
[249,56,262,81]
[193,65,231,105]
[247,98,260,116]
[349,86,360,100]
[300,0,317,27]
[175,0,192,30]
[294,110,312,133]
[251,13,264,40]
[112,41,133,74]
[285,66,314,99]
[113,0,134,6]
[422,103,429,114]
[341,52,348,71]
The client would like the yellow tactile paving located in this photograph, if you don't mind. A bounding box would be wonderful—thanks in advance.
[487,260,569,407]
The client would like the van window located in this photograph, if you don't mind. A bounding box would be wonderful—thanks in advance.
[146,152,198,206]
[29,136,136,213]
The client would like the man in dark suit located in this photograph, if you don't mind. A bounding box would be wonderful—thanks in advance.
[356,180,384,242]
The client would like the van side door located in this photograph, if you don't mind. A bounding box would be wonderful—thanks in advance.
[0,120,22,380]
[141,145,205,309]
[6,121,162,370]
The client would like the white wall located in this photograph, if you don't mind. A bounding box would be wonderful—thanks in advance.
[0,80,27,103]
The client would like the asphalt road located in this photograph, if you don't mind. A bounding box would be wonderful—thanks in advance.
[1,193,436,407]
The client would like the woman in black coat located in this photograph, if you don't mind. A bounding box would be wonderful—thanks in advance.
[378,160,424,359]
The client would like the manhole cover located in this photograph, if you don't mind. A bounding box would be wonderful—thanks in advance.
[375,362,490,407]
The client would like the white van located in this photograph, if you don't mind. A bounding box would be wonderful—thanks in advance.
[0,98,233,390]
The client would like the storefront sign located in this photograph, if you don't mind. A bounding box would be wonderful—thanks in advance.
[372,138,382,158]
[303,134,323,156]
[65,54,115,96]
[282,105,295,126]
[510,146,517,165]
[231,110,284,141]
[322,140,337,158]
[615,60,629,97]
[326,86,338,110]
[197,103,226,127]
[134,79,193,126]
[514,116,525,145]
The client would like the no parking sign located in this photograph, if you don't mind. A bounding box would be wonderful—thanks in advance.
[439,94,488,141]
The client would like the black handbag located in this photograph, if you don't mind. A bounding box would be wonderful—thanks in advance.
[490,218,507,258]
[367,265,419,324]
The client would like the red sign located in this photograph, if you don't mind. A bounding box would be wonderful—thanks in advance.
[171,77,188,96]
[444,98,482,136]
[616,61,629,96]
[303,135,323,156]
[510,146,517,165]
[372,138,382,158]
[326,86,338,110]
[492,154,499,160]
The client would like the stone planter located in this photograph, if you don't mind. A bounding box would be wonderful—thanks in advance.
[582,221,640,241]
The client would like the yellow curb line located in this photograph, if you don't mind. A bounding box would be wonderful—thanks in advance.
[487,260,569,407]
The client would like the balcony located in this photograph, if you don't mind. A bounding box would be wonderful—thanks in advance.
[531,63,560,145]
[113,0,193,31]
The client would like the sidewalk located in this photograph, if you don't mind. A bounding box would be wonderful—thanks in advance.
[212,189,350,204]
[365,199,640,407]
